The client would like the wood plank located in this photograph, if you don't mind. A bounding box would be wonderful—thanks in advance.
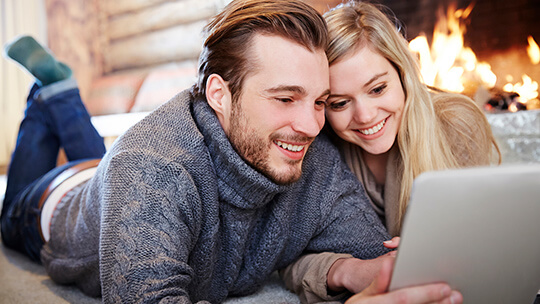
[102,0,226,16]
[302,0,343,13]
[105,21,206,72]
[100,0,169,16]
[107,0,218,40]
[45,0,103,100]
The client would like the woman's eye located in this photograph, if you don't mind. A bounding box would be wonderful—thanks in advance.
[371,84,387,95]
[328,100,349,110]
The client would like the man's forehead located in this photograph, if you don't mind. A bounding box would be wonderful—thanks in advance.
[249,34,328,77]
[251,33,320,54]
[247,34,328,73]
[232,33,329,102]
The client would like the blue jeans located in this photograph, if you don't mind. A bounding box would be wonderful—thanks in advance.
[1,79,106,262]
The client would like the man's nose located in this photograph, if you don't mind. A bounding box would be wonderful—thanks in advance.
[291,106,324,138]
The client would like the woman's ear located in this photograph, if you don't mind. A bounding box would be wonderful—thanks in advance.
[206,74,232,131]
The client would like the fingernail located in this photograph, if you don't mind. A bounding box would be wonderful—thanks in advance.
[440,285,451,297]
[450,291,462,304]
[383,240,392,244]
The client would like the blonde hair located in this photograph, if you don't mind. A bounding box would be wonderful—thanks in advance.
[325,1,500,231]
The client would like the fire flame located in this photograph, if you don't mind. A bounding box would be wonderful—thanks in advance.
[503,75,538,112]
[408,2,539,110]
[503,37,540,111]
[527,36,540,65]
[408,3,496,94]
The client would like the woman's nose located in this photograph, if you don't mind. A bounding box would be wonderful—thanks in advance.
[353,100,377,125]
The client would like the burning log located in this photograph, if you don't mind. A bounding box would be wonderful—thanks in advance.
[474,85,539,113]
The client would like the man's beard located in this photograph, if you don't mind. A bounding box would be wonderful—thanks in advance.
[227,103,307,185]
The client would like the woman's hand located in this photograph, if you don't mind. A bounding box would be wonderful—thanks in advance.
[383,236,400,249]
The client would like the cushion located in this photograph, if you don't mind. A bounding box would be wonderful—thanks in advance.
[85,71,147,116]
[130,62,197,112]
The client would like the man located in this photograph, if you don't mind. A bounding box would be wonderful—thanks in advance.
[2,0,461,303]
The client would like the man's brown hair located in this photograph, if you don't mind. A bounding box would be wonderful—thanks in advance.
[192,0,328,102]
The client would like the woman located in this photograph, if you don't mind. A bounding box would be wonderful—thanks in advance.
[282,2,499,303]
[324,1,500,236]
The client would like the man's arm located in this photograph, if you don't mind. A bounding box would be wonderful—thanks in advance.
[345,258,463,304]
[98,151,205,303]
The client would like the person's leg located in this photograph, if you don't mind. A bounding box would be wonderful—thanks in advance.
[3,83,61,206]
[2,36,105,260]
[1,159,95,261]
[1,80,105,261]
[3,33,106,204]
[4,35,72,86]
[3,78,106,204]
[35,78,106,162]
[4,35,105,163]
[3,35,74,204]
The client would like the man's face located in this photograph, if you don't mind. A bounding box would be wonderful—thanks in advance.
[226,34,330,184]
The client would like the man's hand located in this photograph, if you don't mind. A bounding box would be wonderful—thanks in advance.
[345,258,463,304]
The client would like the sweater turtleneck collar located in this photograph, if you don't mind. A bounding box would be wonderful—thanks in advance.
[192,98,288,209]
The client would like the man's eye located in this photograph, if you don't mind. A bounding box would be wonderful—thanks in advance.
[277,98,293,103]
[315,100,327,107]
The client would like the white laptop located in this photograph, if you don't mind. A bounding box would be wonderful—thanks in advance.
[389,164,540,303]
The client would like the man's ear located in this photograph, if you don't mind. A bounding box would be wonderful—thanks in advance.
[206,74,232,131]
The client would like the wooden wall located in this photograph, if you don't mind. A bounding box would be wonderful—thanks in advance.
[45,0,102,101]
[44,0,343,101]
[100,0,224,72]
[44,0,231,101]
[305,0,343,13]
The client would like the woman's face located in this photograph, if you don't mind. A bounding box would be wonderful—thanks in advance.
[326,46,405,157]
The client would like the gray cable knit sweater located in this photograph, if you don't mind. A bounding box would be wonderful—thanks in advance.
[40,89,391,303]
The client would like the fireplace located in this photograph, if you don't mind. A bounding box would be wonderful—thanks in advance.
[307,0,540,163]
[373,0,540,111]
[372,0,540,163]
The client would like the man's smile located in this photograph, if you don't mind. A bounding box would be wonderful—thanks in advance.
[275,140,306,152]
